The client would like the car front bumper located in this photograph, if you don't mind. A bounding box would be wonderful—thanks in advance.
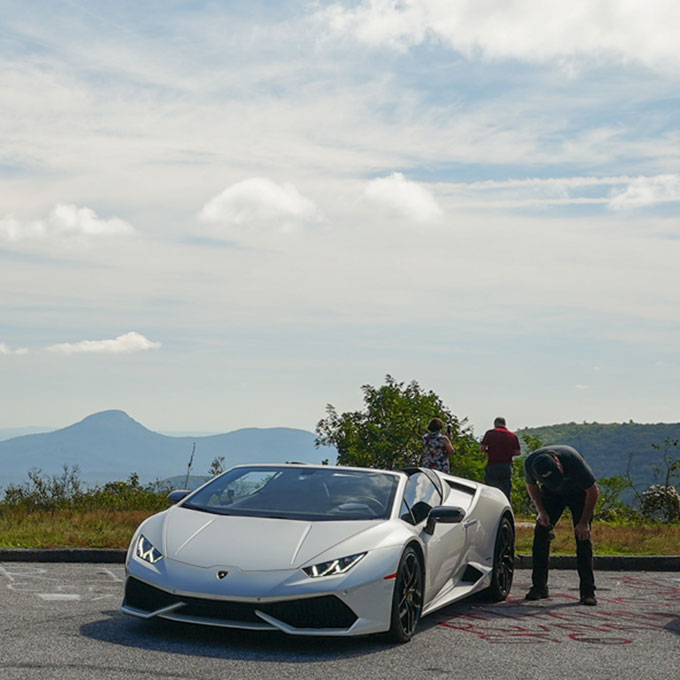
[121,549,398,636]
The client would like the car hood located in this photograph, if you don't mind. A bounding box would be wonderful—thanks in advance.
[162,507,381,570]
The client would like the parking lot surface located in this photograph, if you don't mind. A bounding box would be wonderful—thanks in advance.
[1,563,678,680]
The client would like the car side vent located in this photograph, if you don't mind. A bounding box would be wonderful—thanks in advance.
[446,480,476,495]
[460,564,484,583]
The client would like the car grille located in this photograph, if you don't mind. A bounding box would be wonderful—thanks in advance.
[124,576,358,629]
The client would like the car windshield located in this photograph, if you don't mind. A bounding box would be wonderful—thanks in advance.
[181,466,399,521]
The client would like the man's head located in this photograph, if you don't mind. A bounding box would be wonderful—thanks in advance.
[533,451,564,490]
[427,417,445,433]
[494,417,506,428]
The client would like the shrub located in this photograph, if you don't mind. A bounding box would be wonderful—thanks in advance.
[0,467,171,516]
[640,484,680,523]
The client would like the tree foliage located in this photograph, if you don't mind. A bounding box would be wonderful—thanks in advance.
[315,375,484,479]
[209,456,226,477]
[512,434,546,516]
[1,466,171,514]
[594,475,638,522]
[637,438,680,522]
[650,438,680,489]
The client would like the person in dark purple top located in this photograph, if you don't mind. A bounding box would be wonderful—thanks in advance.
[524,445,599,605]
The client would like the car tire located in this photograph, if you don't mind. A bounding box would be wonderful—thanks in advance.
[387,545,424,643]
[484,515,515,601]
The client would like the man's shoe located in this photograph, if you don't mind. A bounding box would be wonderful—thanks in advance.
[580,594,597,606]
[525,587,549,601]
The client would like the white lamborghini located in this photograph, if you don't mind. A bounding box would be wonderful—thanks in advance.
[121,464,514,642]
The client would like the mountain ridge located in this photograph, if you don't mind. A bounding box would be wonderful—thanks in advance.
[517,421,680,493]
[0,410,335,490]
[3,412,678,495]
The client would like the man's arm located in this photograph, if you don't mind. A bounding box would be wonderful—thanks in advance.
[526,482,551,527]
[575,483,599,540]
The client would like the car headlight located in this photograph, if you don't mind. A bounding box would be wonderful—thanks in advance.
[302,552,366,578]
[135,535,163,564]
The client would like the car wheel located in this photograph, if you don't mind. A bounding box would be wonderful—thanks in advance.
[485,516,514,601]
[388,546,424,643]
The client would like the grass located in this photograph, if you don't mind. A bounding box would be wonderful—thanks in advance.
[1,509,679,554]
[0,510,151,549]
[515,520,680,555]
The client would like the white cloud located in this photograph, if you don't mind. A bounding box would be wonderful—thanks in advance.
[428,173,680,211]
[320,0,680,71]
[0,204,135,243]
[45,332,161,355]
[48,204,135,237]
[365,172,442,221]
[608,174,680,210]
[0,216,40,242]
[0,343,29,356]
[455,175,629,191]
[198,178,321,235]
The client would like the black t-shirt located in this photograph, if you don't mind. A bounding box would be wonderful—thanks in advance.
[524,445,596,495]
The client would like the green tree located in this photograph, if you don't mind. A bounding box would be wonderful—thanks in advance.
[595,475,637,522]
[511,434,546,516]
[639,438,680,522]
[209,456,226,477]
[650,438,680,489]
[315,375,484,479]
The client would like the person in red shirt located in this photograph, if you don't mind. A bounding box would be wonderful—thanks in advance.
[480,417,521,500]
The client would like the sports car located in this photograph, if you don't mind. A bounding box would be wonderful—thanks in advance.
[121,463,514,642]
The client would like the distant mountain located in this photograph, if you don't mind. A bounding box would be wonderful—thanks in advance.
[0,410,336,490]
[517,422,680,493]
[0,426,54,442]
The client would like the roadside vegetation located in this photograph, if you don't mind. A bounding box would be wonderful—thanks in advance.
[515,522,680,556]
[1,464,679,552]
[0,467,171,548]
[1,376,679,552]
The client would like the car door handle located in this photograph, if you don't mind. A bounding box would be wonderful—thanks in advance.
[463,519,479,529]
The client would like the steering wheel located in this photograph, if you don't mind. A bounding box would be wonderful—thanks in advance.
[351,496,384,513]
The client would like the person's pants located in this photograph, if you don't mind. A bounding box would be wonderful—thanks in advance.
[484,463,513,500]
[531,490,595,596]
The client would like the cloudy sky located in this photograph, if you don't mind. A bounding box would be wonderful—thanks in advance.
[1,0,679,438]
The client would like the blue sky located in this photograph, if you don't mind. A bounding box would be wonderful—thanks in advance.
[1,0,679,436]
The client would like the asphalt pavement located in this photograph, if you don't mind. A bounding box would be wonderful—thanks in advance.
[0,562,678,680]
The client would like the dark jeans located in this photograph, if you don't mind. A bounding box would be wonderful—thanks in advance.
[484,463,513,500]
[532,490,595,597]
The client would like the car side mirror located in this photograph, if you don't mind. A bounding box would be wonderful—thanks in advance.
[424,505,466,535]
[168,489,190,504]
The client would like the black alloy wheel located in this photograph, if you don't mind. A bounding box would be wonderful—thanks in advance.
[388,546,424,643]
[485,516,515,601]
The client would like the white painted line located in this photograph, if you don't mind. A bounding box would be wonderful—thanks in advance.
[38,593,81,601]
[0,566,15,582]
[97,568,123,582]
